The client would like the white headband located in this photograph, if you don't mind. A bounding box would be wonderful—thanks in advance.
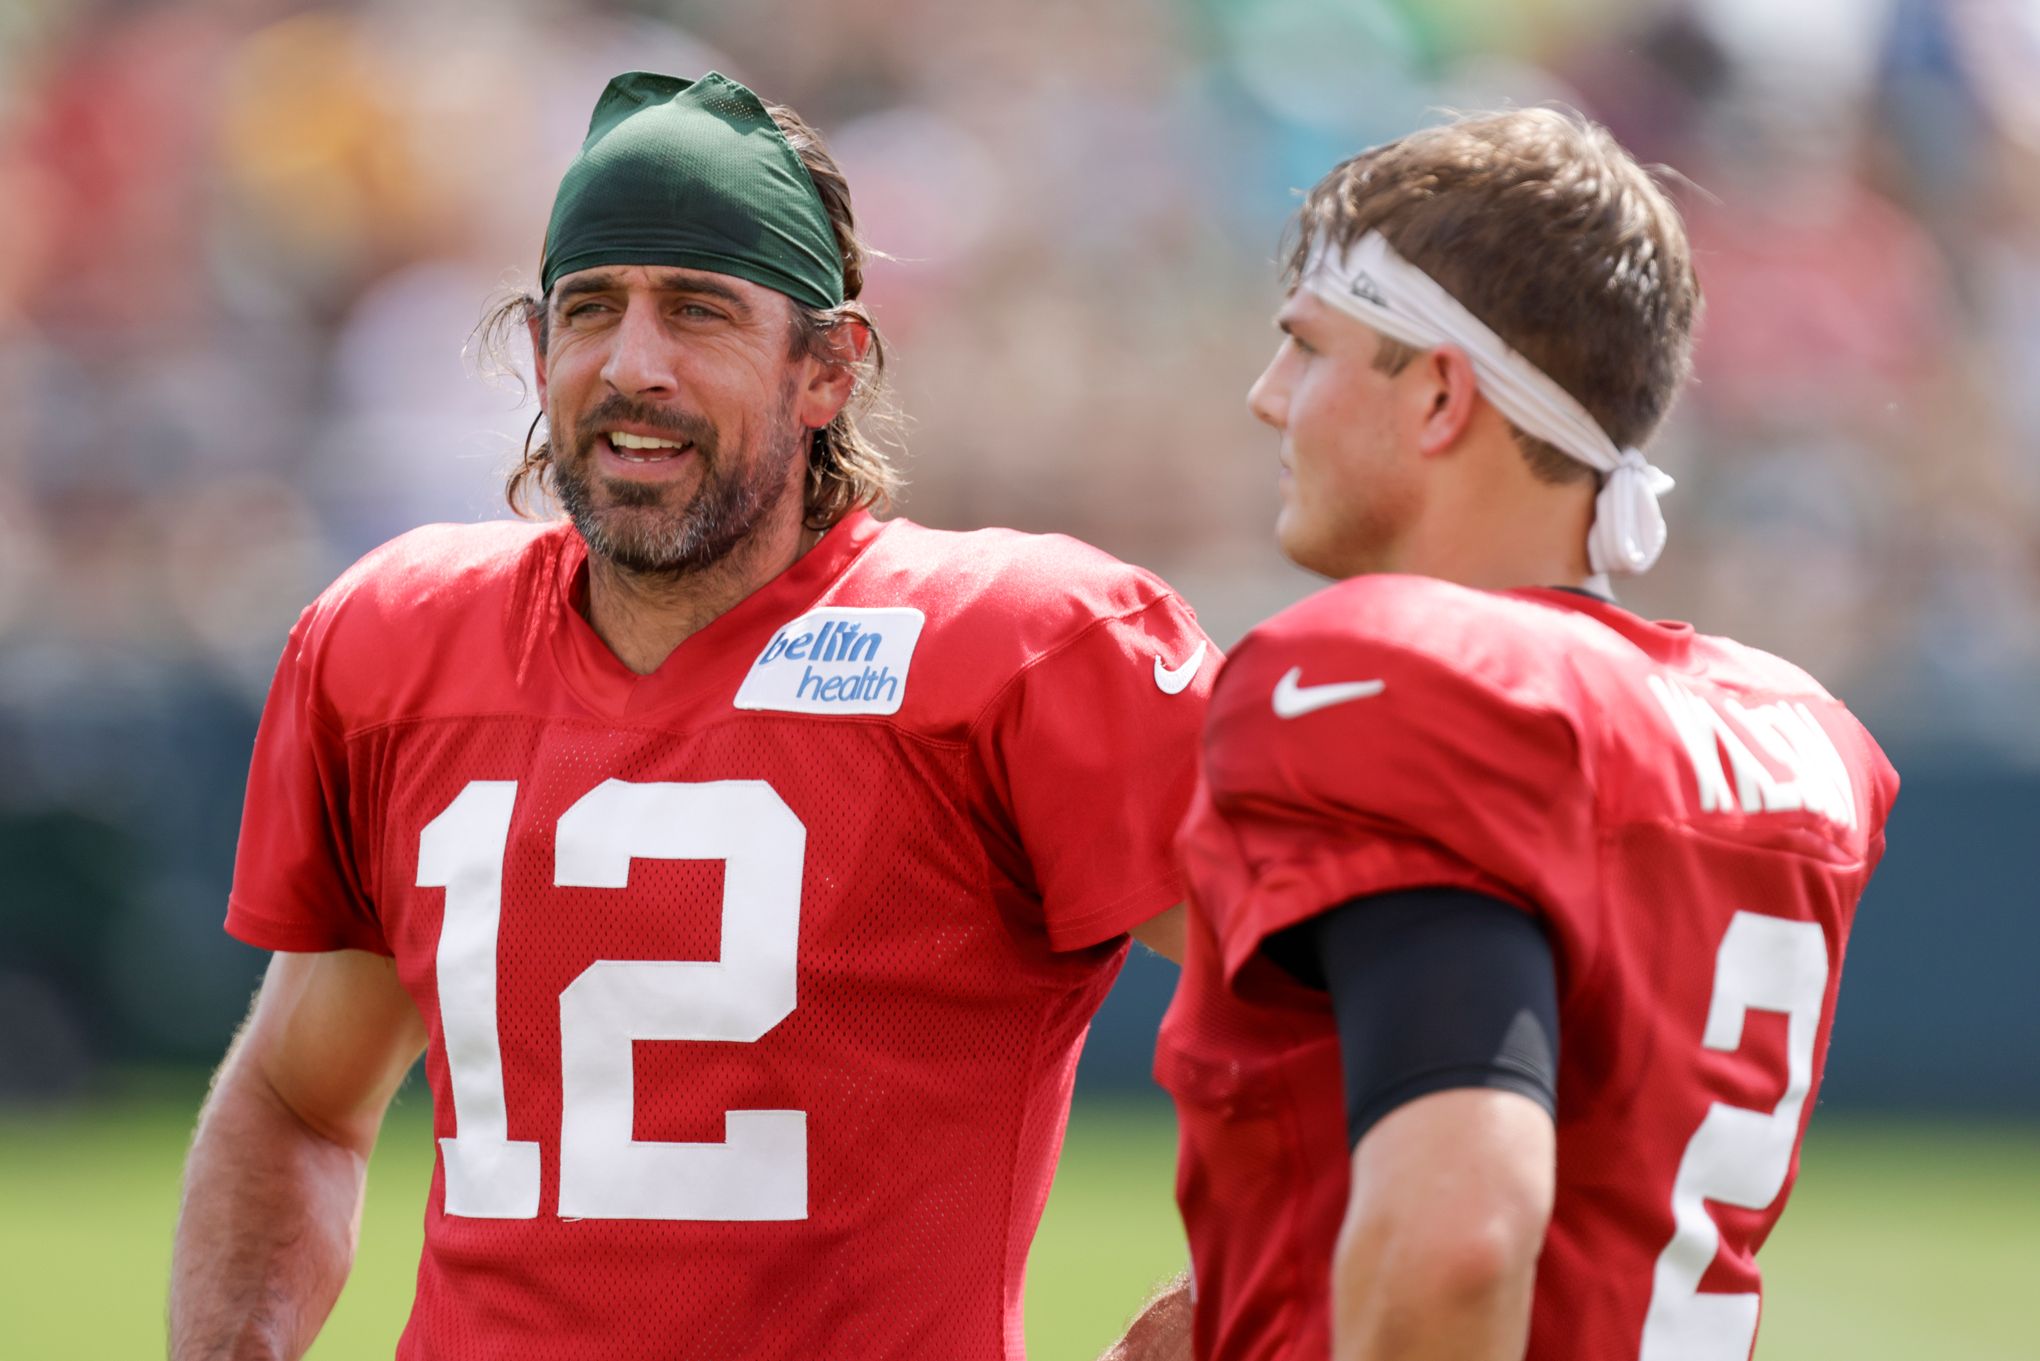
[1303,230,1674,576]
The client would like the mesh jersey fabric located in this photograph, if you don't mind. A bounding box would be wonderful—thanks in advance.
[1158,574,1898,1361]
[226,508,1217,1360]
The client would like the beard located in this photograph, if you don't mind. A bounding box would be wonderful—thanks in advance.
[550,384,805,580]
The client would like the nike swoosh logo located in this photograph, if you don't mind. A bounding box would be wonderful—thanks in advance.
[1271,666,1385,718]
[1154,641,1209,696]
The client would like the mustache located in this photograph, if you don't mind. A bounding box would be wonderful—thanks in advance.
[570,395,718,452]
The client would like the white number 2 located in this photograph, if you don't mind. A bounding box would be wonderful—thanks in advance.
[417,778,807,1222]
[1640,911,1830,1360]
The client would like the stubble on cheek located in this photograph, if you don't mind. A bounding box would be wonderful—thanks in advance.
[547,376,807,579]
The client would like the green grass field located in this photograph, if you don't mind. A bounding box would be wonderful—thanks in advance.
[2,1078,2033,1359]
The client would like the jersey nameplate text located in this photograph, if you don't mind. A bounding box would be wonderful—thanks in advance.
[735,607,926,716]
[1647,675,1856,829]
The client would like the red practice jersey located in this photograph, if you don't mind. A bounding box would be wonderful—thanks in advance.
[227,508,1216,1360]
[1159,576,1897,1361]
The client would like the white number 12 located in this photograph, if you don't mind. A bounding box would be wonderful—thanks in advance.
[1640,910,1830,1360]
[417,778,807,1222]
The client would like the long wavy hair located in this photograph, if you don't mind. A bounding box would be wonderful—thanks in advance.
[473,101,904,529]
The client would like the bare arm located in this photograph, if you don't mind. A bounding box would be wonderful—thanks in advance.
[1331,1088,1554,1361]
[1129,903,1186,964]
[169,950,427,1361]
[1099,1269,1193,1361]
[1091,904,1188,1358]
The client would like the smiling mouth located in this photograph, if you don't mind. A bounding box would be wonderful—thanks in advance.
[601,431,696,464]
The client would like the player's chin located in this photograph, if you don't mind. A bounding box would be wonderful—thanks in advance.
[588,465,708,512]
[1276,514,1349,580]
[590,500,691,543]
[583,509,712,574]
[1273,504,1314,565]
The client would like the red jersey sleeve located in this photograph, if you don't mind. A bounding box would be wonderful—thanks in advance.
[976,595,1216,951]
[1191,595,1596,987]
[224,603,388,955]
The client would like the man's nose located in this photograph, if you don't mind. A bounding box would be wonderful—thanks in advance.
[599,298,680,398]
[1247,357,1288,431]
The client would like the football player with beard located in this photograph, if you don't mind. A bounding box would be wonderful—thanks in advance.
[170,71,1206,1361]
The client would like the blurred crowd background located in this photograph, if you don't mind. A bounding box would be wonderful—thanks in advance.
[1,0,2036,1107]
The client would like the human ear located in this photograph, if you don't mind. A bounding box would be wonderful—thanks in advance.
[1416,345,1480,457]
[797,318,868,428]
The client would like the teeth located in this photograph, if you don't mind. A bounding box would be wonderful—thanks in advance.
[609,431,688,451]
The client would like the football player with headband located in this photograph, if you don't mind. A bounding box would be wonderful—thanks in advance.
[169,72,1208,1361]
[1159,108,1899,1361]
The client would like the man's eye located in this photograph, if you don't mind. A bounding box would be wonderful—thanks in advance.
[565,301,613,320]
[676,303,719,321]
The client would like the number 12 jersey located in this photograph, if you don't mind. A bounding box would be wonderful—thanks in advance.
[227,509,1216,1360]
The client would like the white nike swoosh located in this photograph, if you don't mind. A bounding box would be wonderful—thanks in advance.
[1154,640,1209,696]
[1271,666,1385,719]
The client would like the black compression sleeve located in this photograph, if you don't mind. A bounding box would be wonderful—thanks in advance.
[1266,887,1560,1148]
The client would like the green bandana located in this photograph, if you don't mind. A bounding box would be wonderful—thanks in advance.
[540,71,845,310]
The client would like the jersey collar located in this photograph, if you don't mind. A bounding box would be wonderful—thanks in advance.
[1512,585,1696,663]
[546,508,887,719]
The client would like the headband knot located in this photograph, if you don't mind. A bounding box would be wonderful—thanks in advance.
[1304,231,1674,576]
[1591,448,1676,575]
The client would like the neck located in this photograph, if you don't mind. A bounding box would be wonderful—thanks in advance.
[584,514,820,675]
[1392,443,1598,593]
[1395,528,1595,594]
